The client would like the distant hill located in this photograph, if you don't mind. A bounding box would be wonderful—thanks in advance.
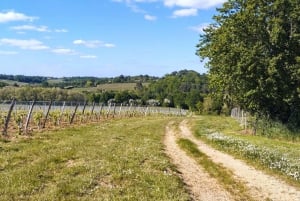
[0,74,159,88]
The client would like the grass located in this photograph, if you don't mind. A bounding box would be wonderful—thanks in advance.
[0,116,189,201]
[70,82,150,93]
[0,79,29,86]
[177,138,254,201]
[191,115,300,187]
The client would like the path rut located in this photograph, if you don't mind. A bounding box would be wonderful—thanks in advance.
[172,119,300,201]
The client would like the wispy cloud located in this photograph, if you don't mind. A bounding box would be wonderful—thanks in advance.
[144,14,157,21]
[0,38,49,50]
[113,0,226,19]
[73,40,115,48]
[172,8,198,18]
[164,0,226,9]
[11,25,68,33]
[189,23,210,33]
[54,29,68,33]
[52,48,77,55]
[80,55,97,59]
[103,43,116,48]
[11,25,50,32]
[0,50,18,55]
[0,10,37,23]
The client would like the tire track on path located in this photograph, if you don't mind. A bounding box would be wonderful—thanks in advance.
[164,121,233,201]
[179,119,300,201]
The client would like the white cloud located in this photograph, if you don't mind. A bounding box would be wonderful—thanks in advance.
[0,10,37,23]
[73,40,115,48]
[189,23,210,33]
[144,14,157,21]
[52,48,77,55]
[113,0,226,10]
[0,38,49,50]
[104,43,116,48]
[54,29,68,33]
[11,25,50,32]
[80,55,97,59]
[164,0,226,9]
[11,25,68,33]
[172,8,197,18]
[0,50,18,55]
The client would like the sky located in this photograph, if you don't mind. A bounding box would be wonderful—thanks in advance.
[0,0,226,77]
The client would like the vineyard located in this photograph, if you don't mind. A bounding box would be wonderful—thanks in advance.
[0,100,187,136]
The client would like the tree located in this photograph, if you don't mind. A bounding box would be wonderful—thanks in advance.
[197,0,300,127]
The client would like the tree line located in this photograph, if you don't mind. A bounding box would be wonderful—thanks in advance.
[197,0,300,129]
[0,70,210,111]
[0,74,158,88]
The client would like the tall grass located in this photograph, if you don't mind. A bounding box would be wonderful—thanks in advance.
[192,115,300,187]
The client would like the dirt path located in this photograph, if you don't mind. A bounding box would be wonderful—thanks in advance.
[164,122,233,201]
[173,119,300,201]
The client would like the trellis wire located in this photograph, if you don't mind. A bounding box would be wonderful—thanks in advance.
[1,100,187,136]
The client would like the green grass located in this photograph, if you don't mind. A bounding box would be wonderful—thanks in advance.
[177,138,254,201]
[191,115,300,187]
[69,82,150,93]
[0,117,189,201]
[0,79,29,86]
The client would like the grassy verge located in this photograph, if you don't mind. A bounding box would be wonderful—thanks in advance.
[0,116,189,201]
[191,115,300,187]
[178,138,254,201]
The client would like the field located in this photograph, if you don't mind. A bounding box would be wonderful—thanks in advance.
[1,115,299,200]
[0,116,189,201]
[0,79,29,86]
[70,83,150,93]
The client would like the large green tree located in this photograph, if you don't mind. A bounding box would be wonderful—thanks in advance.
[197,0,300,127]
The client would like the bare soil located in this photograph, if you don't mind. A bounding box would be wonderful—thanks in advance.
[164,122,233,201]
[164,119,300,201]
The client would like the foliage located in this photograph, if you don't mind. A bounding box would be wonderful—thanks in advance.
[0,81,8,88]
[0,70,208,111]
[144,70,208,110]
[0,74,47,84]
[197,0,300,128]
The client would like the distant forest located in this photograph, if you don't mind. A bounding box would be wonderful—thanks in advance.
[0,70,211,111]
[0,74,158,88]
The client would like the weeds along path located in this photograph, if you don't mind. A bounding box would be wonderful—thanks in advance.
[164,122,233,201]
[179,119,300,201]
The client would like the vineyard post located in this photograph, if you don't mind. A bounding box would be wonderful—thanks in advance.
[112,103,116,118]
[128,102,132,117]
[70,103,79,124]
[25,100,36,134]
[2,99,16,136]
[81,101,87,122]
[136,106,140,116]
[91,102,95,115]
[82,101,87,114]
[90,102,95,121]
[42,100,53,129]
[106,103,111,118]
[58,101,65,125]
[144,106,149,116]
[118,103,123,117]
[99,103,104,120]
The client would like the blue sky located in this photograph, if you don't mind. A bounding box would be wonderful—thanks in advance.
[0,0,226,77]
